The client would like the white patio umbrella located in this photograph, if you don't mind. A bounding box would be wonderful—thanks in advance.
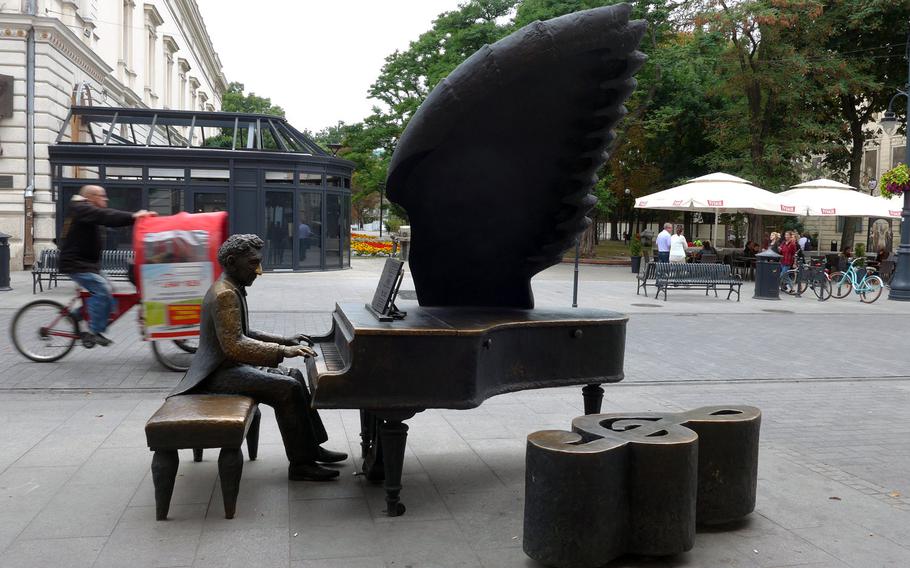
[634,172,791,242]
[774,179,901,254]
[776,179,901,218]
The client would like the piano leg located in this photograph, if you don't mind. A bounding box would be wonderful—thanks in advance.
[583,383,605,415]
[377,410,417,517]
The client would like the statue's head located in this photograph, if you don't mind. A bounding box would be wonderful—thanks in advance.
[218,234,264,287]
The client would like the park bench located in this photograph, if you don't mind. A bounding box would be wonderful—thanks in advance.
[31,249,61,293]
[145,394,262,520]
[654,262,742,302]
[636,261,656,296]
[30,249,134,294]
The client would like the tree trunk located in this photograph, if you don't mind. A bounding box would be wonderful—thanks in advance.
[748,214,763,246]
[580,224,596,257]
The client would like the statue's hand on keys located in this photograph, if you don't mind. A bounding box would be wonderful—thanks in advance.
[291,333,314,347]
[282,345,317,359]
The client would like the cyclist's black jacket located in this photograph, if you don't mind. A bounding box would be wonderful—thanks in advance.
[59,197,134,274]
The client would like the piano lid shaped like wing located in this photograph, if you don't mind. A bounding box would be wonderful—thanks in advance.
[386,4,647,309]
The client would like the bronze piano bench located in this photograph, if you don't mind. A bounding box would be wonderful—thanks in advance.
[145,394,262,521]
[523,405,761,568]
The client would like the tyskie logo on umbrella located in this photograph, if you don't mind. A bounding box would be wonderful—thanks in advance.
[780,205,795,213]
[707,200,724,206]
[673,200,685,206]
[821,208,836,215]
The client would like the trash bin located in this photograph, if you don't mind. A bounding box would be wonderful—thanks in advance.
[753,249,781,300]
[0,232,10,291]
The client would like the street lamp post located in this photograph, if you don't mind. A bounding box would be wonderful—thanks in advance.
[378,182,385,238]
[880,31,910,301]
[624,188,632,239]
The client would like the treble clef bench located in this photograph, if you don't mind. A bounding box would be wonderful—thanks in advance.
[145,394,261,520]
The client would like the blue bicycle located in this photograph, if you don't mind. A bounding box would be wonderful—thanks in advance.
[830,258,884,303]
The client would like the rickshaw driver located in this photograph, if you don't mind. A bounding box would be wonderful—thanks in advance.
[59,185,156,346]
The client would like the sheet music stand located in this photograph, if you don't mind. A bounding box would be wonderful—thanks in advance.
[366,258,407,322]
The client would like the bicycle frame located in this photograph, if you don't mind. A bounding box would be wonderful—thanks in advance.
[42,290,141,340]
[835,259,876,294]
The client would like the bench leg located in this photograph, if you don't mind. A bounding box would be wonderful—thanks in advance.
[151,450,179,521]
[246,407,261,461]
[218,447,244,519]
[193,449,203,462]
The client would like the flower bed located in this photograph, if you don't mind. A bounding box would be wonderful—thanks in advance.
[351,232,394,256]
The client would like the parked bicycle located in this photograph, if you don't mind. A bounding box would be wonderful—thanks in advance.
[782,258,832,301]
[829,257,885,303]
[9,285,197,371]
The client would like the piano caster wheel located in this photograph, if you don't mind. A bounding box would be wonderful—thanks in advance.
[385,502,406,517]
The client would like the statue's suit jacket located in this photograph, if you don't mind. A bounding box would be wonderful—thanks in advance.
[170,276,291,396]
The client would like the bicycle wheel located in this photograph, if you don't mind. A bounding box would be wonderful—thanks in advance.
[10,300,78,362]
[830,272,852,299]
[150,338,198,372]
[860,275,884,303]
[812,277,832,301]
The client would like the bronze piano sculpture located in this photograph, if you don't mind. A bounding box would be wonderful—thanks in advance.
[308,4,646,516]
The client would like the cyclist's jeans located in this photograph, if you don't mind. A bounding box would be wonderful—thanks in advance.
[69,272,116,334]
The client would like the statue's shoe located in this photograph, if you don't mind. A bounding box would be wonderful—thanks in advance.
[316,447,348,464]
[289,462,340,481]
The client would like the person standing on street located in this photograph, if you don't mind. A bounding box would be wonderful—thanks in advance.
[656,222,673,263]
[669,225,688,263]
[59,185,156,346]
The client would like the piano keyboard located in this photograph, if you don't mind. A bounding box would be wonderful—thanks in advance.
[317,342,345,372]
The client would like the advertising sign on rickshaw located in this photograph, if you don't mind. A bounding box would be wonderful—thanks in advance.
[133,212,228,340]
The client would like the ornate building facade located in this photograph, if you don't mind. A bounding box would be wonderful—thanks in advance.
[0,0,226,269]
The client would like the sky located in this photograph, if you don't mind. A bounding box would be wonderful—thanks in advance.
[196,0,467,133]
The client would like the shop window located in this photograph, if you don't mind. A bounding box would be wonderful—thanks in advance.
[149,167,185,180]
[300,172,323,187]
[190,169,230,182]
[105,166,143,180]
[326,175,342,188]
[148,188,184,216]
[265,171,295,184]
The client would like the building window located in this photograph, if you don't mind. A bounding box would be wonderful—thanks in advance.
[121,0,135,71]
[178,59,190,111]
[144,4,163,104]
[863,149,878,183]
[893,146,906,168]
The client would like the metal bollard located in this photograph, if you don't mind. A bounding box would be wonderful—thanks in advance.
[0,232,11,291]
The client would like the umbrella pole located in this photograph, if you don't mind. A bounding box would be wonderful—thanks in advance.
[714,208,719,245]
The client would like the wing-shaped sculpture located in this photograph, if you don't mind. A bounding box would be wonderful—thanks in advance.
[386,4,646,308]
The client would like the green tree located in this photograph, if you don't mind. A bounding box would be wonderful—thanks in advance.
[220,81,285,116]
[204,82,286,148]
[802,0,910,248]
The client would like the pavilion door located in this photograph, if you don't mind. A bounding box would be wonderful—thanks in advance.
[264,190,295,270]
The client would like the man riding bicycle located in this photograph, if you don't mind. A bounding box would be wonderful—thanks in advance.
[59,185,156,346]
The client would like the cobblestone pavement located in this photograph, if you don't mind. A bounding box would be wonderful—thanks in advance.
[0,260,908,567]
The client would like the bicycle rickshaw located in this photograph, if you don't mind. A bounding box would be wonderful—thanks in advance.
[10,212,228,371]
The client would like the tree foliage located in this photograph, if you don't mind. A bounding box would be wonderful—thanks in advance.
[293,0,910,249]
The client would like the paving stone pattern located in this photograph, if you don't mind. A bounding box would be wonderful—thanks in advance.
[0,261,908,567]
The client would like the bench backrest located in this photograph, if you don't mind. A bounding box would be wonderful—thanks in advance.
[656,262,733,281]
[101,249,134,272]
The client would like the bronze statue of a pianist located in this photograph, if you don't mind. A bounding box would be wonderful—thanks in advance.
[170,234,346,481]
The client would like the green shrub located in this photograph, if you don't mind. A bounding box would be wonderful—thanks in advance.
[384,217,403,234]
[629,234,642,257]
